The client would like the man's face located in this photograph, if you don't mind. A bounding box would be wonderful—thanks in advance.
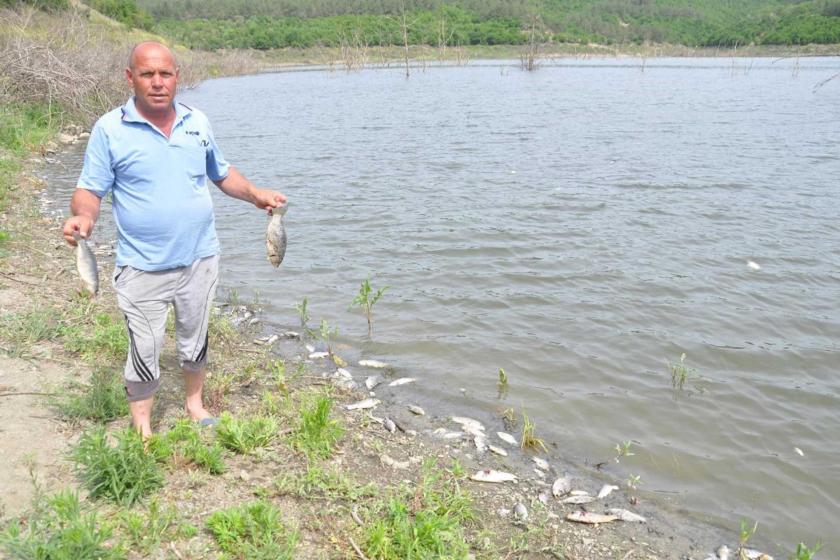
[125,45,178,119]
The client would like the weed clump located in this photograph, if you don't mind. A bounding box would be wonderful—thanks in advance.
[206,501,298,559]
[520,413,547,453]
[289,394,344,459]
[216,412,278,454]
[56,366,128,423]
[0,489,123,559]
[164,419,226,474]
[72,427,165,506]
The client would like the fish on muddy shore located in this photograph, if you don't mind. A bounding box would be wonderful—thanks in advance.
[266,203,288,267]
[470,469,518,483]
[72,231,98,296]
[346,398,380,411]
[607,508,647,523]
[497,431,518,446]
[598,484,619,499]
[565,511,619,525]
[551,476,572,497]
[388,377,415,387]
[560,494,596,505]
[359,359,390,369]
[407,405,425,416]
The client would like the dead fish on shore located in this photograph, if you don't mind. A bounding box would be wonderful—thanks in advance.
[266,203,287,267]
[407,405,425,416]
[561,494,596,505]
[388,377,416,387]
[72,231,98,296]
[597,484,619,499]
[741,550,774,560]
[716,545,731,560]
[488,445,508,457]
[380,454,409,470]
[533,457,549,471]
[497,432,518,446]
[359,359,390,369]
[345,398,380,411]
[470,469,518,483]
[365,375,384,390]
[551,476,572,497]
[607,508,646,523]
[383,417,397,433]
[451,416,485,434]
[566,511,619,525]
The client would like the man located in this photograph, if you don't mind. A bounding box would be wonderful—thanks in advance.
[61,41,285,437]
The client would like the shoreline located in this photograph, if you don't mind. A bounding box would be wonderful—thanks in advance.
[0,139,785,558]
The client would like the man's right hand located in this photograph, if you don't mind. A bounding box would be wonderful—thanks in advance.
[62,215,95,246]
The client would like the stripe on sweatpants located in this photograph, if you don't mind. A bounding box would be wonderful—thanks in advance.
[126,320,154,382]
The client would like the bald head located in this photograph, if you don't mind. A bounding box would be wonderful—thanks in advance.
[128,41,177,71]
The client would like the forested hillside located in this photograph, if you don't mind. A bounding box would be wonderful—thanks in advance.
[94,0,840,49]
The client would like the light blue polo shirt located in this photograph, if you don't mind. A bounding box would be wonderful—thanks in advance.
[78,97,230,271]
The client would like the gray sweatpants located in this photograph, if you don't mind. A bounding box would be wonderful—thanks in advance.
[113,255,219,401]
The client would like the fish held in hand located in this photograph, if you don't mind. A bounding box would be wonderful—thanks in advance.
[266,204,288,267]
[72,231,98,296]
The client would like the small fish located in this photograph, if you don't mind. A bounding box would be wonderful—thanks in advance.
[470,469,518,483]
[488,445,508,457]
[383,418,396,433]
[407,405,425,416]
[380,454,409,469]
[747,260,761,271]
[309,351,328,359]
[345,398,380,411]
[474,435,488,453]
[365,374,384,390]
[561,495,596,505]
[566,511,618,525]
[597,484,619,499]
[451,416,485,433]
[334,368,352,380]
[794,447,804,456]
[497,431,518,446]
[551,476,572,497]
[607,508,646,523]
[266,204,288,267]
[533,457,549,471]
[388,377,415,387]
[72,231,98,296]
[359,359,390,368]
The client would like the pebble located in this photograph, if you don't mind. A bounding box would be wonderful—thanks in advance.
[380,454,410,469]
[474,435,488,453]
[239,470,250,481]
[514,503,528,522]
[716,545,731,560]
[538,491,550,505]
[552,476,572,497]
[306,344,315,352]
[407,405,425,416]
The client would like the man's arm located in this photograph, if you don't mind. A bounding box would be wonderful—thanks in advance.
[62,188,102,246]
[213,166,286,211]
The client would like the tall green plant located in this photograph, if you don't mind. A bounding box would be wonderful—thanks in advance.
[349,278,388,337]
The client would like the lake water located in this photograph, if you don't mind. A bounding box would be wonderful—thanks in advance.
[50,57,840,553]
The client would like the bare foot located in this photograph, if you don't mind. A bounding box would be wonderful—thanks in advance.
[185,404,213,423]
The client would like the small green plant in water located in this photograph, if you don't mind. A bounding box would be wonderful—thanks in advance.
[520,413,547,453]
[614,440,635,463]
[318,319,339,357]
[626,473,642,490]
[669,352,696,390]
[349,278,388,337]
[738,519,758,557]
[791,542,821,560]
[497,368,509,393]
[294,296,311,334]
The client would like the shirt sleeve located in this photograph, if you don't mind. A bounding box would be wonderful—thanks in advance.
[205,121,230,182]
[76,121,114,197]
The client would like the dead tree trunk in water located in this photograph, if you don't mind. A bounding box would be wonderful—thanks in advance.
[401,0,410,78]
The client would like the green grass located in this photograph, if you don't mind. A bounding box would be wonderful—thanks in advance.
[274,464,377,501]
[56,366,129,423]
[164,419,226,474]
[349,278,388,337]
[361,460,473,560]
[792,542,822,560]
[0,489,124,560]
[72,427,166,506]
[520,413,547,453]
[62,312,128,363]
[669,352,696,390]
[216,412,278,454]
[0,305,64,357]
[206,501,298,560]
[289,394,344,459]
[0,103,60,156]
[115,497,195,554]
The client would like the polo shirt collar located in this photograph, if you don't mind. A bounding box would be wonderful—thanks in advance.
[120,96,192,128]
